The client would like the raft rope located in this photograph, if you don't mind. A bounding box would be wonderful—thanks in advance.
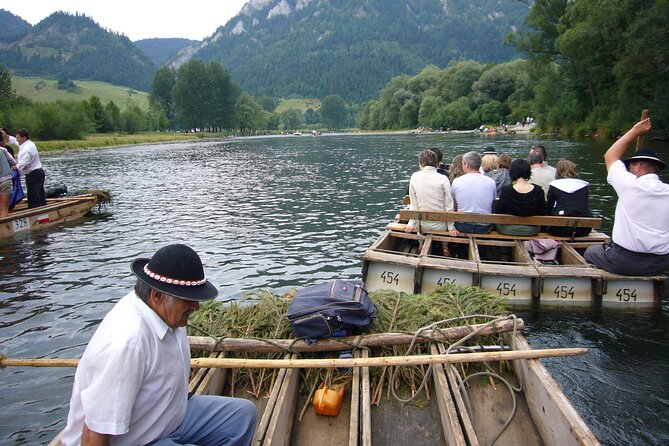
[389,313,522,446]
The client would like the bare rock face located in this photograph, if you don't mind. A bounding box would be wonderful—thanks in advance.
[267,0,293,19]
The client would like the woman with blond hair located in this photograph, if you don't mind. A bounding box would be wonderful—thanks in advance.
[482,154,511,198]
[545,159,592,237]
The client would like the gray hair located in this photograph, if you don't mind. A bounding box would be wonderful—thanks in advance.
[462,151,481,171]
[528,148,544,165]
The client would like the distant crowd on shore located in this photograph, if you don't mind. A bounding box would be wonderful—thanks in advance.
[405,118,669,276]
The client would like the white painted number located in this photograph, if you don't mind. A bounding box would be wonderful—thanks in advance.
[380,270,400,286]
[12,217,29,232]
[553,285,575,299]
[616,288,637,302]
[496,282,516,296]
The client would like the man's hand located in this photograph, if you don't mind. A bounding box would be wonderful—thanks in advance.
[405,224,415,233]
[631,117,651,136]
[604,118,652,170]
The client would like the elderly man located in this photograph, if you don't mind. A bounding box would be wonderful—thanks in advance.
[61,244,257,446]
[15,128,46,208]
[584,118,669,275]
[451,151,496,233]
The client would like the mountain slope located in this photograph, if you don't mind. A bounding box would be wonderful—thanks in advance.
[135,37,198,66]
[0,9,31,43]
[187,0,530,102]
[0,12,155,90]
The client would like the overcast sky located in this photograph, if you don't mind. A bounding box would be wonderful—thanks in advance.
[2,0,249,41]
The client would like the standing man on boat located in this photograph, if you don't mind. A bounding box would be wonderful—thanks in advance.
[584,118,669,275]
[61,244,257,446]
[15,128,47,208]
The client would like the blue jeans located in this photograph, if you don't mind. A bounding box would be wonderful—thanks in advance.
[454,222,493,234]
[151,395,257,446]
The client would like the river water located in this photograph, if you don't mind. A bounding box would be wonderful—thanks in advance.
[0,133,667,445]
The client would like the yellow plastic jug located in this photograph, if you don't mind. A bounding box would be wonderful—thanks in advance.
[313,383,346,416]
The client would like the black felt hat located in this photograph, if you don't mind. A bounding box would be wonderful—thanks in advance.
[131,244,218,301]
[623,148,666,171]
[483,146,497,155]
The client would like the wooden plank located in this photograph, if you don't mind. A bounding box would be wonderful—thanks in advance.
[1,197,97,239]
[189,352,227,396]
[361,350,371,446]
[503,333,600,446]
[348,350,361,446]
[263,354,300,446]
[430,344,467,446]
[252,363,289,445]
[399,210,602,228]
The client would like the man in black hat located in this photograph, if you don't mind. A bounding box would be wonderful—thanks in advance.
[61,244,257,446]
[584,118,669,275]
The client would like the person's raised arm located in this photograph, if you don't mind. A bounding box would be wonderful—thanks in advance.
[604,118,651,170]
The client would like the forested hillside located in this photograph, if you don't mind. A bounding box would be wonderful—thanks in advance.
[189,0,529,102]
[0,9,31,43]
[135,38,198,66]
[0,12,155,90]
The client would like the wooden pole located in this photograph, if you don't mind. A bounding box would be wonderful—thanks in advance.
[1,347,587,369]
[636,109,650,150]
[188,319,524,353]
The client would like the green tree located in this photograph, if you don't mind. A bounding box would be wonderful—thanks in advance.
[88,95,106,132]
[0,64,12,103]
[234,94,267,134]
[280,108,304,131]
[104,100,121,132]
[149,66,176,124]
[173,60,209,131]
[320,95,347,130]
[206,62,240,131]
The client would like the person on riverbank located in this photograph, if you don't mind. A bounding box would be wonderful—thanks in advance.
[15,128,46,208]
[451,151,496,234]
[61,244,257,446]
[0,143,18,217]
[584,118,669,275]
[545,160,592,237]
[406,150,457,256]
[495,159,546,236]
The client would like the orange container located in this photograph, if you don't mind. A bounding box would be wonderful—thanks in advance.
[313,383,346,416]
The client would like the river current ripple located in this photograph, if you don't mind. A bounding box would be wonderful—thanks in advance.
[0,133,667,445]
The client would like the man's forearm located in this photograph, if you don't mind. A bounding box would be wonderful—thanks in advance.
[81,424,111,446]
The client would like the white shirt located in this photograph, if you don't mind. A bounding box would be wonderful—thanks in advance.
[451,172,496,214]
[608,160,669,255]
[407,166,455,231]
[17,139,43,175]
[61,291,190,446]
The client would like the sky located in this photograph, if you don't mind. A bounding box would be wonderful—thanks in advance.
[2,0,249,41]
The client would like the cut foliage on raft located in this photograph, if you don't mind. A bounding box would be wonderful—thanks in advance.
[187,284,509,403]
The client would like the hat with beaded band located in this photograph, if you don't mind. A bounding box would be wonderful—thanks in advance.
[131,244,218,301]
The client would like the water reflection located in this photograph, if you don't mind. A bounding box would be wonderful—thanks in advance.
[0,133,667,445]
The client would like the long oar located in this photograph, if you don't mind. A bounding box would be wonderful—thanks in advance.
[636,109,650,150]
[1,347,587,370]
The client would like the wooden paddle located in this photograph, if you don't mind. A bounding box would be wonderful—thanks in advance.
[1,347,587,369]
[636,109,650,151]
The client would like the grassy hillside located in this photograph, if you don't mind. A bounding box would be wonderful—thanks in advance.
[275,98,321,113]
[12,76,149,109]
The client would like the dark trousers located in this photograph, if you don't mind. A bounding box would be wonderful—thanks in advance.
[25,168,46,208]
[584,241,669,276]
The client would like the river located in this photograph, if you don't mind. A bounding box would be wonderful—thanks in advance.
[0,132,667,445]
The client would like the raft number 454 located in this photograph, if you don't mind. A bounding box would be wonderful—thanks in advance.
[616,288,637,302]
[380,270,400,285]
[496,282,516,296]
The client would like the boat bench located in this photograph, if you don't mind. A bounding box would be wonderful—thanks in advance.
[394,209,607,242]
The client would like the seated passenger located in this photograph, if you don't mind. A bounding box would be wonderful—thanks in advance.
[496,159,546,236]
[448,154,465,184]
[482,154,511,199]
[528,148,554,197]
[406,150,457,254]
[451,151,497,233]
[545,160,592,237]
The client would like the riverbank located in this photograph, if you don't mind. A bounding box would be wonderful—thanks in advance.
[32,124,538,154]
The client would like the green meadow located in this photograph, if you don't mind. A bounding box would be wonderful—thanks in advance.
[12,76,150,110]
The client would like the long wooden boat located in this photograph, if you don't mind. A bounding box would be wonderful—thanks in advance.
[362,209,667,308]
[47,326,599,446]
[0,194,102,240]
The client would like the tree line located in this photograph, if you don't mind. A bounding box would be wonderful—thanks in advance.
[360,0,669,137]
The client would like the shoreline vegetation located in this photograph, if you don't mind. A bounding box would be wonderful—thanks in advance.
[36,123,537,154]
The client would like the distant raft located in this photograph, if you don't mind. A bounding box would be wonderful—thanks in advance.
[0,191,112,240]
